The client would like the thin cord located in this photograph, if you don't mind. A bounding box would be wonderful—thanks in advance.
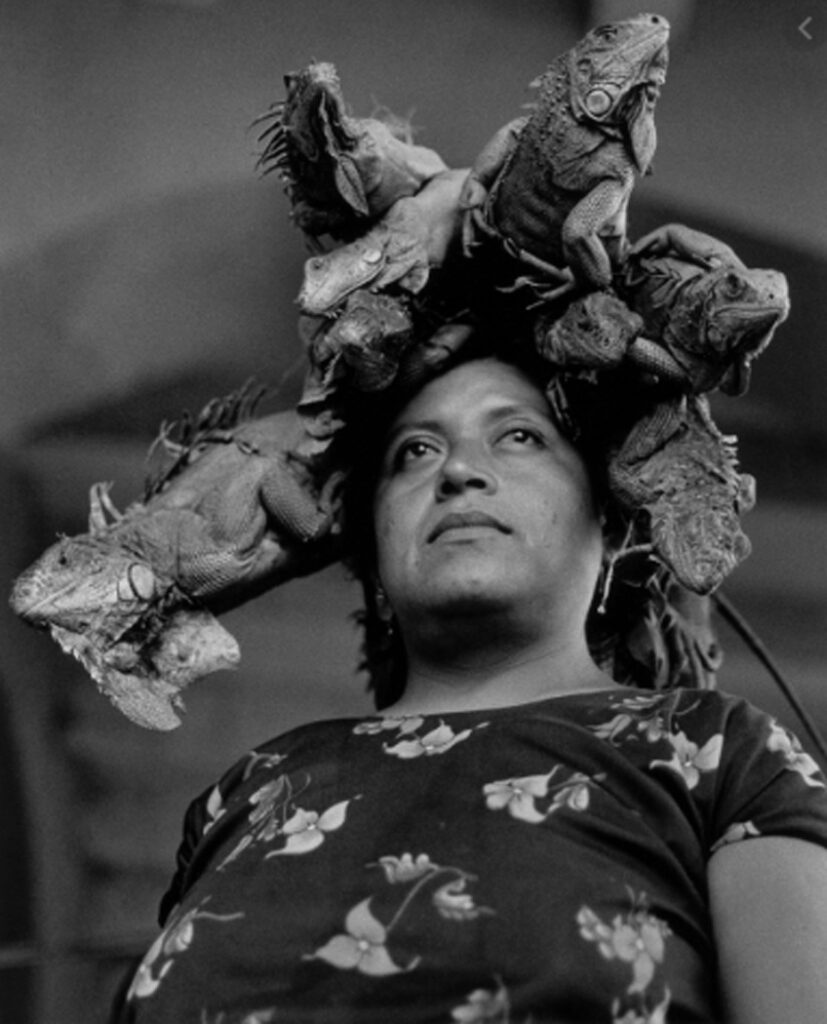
[713,591,827,765]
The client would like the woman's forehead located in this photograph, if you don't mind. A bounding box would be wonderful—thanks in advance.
[390,358,552,428]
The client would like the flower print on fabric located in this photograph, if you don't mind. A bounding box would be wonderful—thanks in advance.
[590,691,723,792]
[218,772,358,868]
[577,890,671,1023]
[591,691,716,751]
[200,1006,279,1024]
[710,820,761,854]
[353,715,425,737]
[649,730,723,790]
[308,897,411,977]
[306,853,492,976]
[205,750,290,837]
[612,987,672,1024]
[384,720,488,759]
[126,897,243,1002]
[353,714,489,758]
[265,799,353,856]
[484,766,605,824]
[767,720,825,788]
[590,693,674,746]
[451,978,511,1023]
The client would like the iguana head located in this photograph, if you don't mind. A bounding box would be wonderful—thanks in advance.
[280,61,353,165]
[670,265,790,395]
[567,13,670,173]
[299,238,389,316]
[10,531,161,638]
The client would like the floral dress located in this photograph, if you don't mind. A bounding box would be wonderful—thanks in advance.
[114,688,827,1024]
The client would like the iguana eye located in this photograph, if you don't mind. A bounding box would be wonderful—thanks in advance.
[585,89,613,116]
[593,24,618,41]
[723,272,746,299]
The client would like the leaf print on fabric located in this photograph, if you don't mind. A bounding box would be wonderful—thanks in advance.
[710,820,761,853]
[241,749,287,781]
[202,784,226,835]
[649,730,722,789]
[266,798,354,856]
[484,767,604,823]
[384,721,476,759]
[576,892,671,996]
[307,897,415,976]
[767,721,825,788]
[126,898,243,1001]
[451,978,511,1023]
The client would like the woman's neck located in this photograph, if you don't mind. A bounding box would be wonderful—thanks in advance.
[388,631,620,716]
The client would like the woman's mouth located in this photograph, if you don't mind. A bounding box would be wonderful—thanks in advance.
[427,511,511,542]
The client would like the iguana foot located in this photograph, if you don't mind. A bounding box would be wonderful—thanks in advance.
[630,223,745,269]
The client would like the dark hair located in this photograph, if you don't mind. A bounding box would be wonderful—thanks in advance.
[337,325,719,709]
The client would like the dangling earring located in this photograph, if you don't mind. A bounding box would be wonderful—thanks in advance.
[595,554,615,615]
[374,581,397,641]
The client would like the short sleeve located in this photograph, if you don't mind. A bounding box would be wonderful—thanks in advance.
[156,751,253,925]
[706,696,827,855]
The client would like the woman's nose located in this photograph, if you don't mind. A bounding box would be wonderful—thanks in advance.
[436,445,496,498]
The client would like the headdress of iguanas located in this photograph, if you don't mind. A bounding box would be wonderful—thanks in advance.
[10,383,344,729]
[461,13,669,297]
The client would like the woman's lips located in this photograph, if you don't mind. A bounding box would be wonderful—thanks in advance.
[427,511,511,543]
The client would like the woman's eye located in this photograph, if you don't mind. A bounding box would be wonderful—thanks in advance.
[501,427,545,448]
[393,438,438,469]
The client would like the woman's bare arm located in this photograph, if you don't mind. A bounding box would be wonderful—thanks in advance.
[708,835,827,1024]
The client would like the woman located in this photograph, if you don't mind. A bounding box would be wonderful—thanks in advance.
[115,345,827,1024]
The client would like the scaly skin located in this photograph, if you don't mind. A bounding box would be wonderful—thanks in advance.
[462,14,669,292]
[609,395,755,594]
[298,168,467,315]
[620,223,790,394]
[257,61,446,240]
[10,394,343,729]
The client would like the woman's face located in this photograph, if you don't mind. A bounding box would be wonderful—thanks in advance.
[372,358,604,632]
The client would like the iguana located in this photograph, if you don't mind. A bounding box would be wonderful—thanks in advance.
[10,385,344,729]
[298,168,468,316]
[618,223,790,394]
[256,61,447,242]
[534,225,789,395]
[608,394,755,594]
[461,13,669,297]
[313,289,416,393]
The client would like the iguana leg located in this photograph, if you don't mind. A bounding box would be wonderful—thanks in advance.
[460,117,527,254]
[627,336,689,385]
[630,224,746,269]
[561,179,630,288]
[498,244,576,301]
[259,458,339,542]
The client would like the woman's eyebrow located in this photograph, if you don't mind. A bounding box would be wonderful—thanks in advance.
[482,402,551,423]
[382,418,445,449]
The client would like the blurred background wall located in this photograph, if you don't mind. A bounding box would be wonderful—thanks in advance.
[0,1,824,1020]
